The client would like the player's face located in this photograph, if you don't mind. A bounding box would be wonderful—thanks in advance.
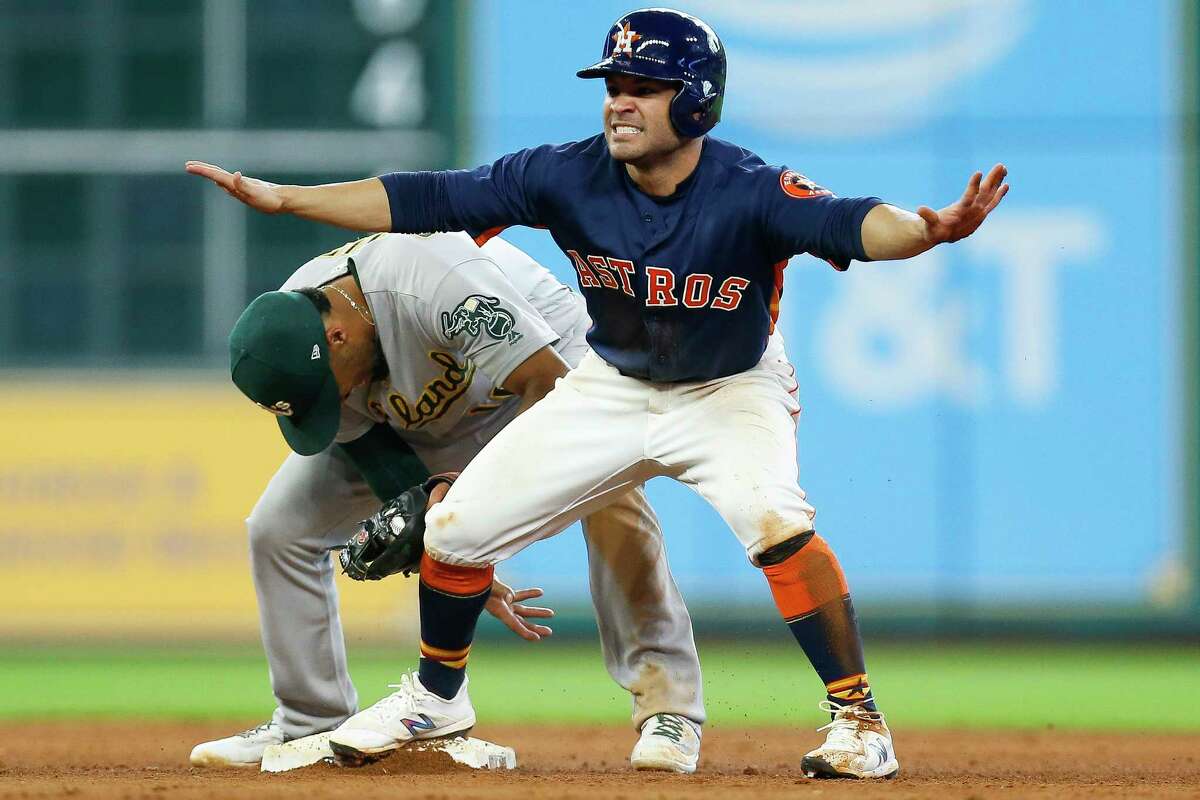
[603,75,684,164]
[327,332,382,401]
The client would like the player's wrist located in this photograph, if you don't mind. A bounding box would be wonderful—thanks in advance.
[273,184,301,215]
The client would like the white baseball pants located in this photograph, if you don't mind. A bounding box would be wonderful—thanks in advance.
[426,332,815,569]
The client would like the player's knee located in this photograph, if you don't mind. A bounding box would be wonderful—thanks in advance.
[756,530,815,567]
[424,503,501,566]
[423,503,472,560]
[245,510,292,556]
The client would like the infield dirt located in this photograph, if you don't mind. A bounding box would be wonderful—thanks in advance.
[0,721,1197,799]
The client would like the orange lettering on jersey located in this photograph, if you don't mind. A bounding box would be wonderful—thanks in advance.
[385,351,476,429]
[587,255,621,290]
[574,252,750,311]
[567,250,601,288]
[711,276,749,311]
[645,266,678,306]
[607,258,637,296]
[682,274,714,308]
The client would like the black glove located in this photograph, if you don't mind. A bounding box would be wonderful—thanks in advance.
[336,474,455,581]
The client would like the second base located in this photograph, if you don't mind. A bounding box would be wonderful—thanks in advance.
[261,733,517,773]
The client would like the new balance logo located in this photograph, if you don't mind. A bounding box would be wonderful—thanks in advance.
[401,714,437,736]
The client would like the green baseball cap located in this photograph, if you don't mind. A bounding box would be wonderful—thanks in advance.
[229,291,341,456]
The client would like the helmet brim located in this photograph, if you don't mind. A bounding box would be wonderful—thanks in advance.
[577,60,679,83]
[577,60,615,79]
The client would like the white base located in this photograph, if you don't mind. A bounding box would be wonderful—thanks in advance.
[261,733,516,773]
[410,737,518,770]
[261,732,335,772]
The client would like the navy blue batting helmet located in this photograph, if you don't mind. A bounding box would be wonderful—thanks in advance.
[577,8,726,139]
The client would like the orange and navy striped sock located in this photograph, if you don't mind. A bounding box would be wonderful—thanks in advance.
[825,671,874,707]
[761,533,878,712]
[417,553,494,700]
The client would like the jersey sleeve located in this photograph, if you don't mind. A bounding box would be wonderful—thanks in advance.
[334,394,376,445]
[426,258,559,388]
[379,145,554,244]
[338,423,430,501]
[759,166,883,270]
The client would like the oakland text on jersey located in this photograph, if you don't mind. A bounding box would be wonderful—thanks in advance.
[369,351,476,430]
[567,250,748,311]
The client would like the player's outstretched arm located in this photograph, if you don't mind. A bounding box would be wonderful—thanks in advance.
[184,161,392,232]
[861,163,1009,261]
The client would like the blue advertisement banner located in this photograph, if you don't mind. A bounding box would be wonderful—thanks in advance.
[468,1,1184,606]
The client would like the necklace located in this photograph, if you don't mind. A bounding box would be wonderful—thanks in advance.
[323,284,375,327]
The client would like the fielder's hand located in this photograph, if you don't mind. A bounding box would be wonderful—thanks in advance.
[917,163,1009,244]
[185,161,286,214]
[486,579,554,641]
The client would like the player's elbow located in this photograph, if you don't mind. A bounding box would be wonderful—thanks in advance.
[502,346,569,404]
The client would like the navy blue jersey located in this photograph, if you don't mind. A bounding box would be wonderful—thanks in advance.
[381,136,880,382]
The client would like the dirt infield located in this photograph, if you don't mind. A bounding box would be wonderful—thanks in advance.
[0,721,1197,799]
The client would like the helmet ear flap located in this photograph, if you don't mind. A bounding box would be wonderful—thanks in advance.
[669,82,722,139]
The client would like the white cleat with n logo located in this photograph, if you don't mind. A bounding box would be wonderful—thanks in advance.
[328,672,475,763]
[801,701,899,779]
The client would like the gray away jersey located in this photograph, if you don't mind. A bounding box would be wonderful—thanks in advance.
[280,232,582,456]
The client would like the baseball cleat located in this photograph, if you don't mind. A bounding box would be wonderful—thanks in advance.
[630,713,701,773]
[189,721,287,767]
[328,672,475,764]
[801,701,899,780]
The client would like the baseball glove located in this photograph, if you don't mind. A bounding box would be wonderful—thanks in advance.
[336,474,456,581]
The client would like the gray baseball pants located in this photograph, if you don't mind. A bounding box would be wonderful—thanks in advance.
[246,396,705,739]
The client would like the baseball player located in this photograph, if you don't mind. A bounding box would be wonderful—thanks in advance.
[187,7,1008,779]
[188,231,706,772]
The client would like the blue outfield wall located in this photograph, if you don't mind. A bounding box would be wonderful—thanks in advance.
[463,1,1190,615]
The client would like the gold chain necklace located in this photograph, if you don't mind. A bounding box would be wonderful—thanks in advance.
[323,284,375,327]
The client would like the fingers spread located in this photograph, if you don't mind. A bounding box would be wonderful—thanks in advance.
[979,164,1007,197]
[505,615,542,641]
[523,621,553,638]
[185,162,237,190]
[512,604,554,619]
[985,182,1010,213]
[504,611,551,641]
[960,171,982,204]
[511,588,544,602]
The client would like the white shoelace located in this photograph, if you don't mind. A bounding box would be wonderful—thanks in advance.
[365,672,426,719]
[814,700,885,750]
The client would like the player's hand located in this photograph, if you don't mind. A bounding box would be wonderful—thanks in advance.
[185,161,286,214]
[485,579,554,641]
[425,479,453,509]
[917,163,1009,244]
